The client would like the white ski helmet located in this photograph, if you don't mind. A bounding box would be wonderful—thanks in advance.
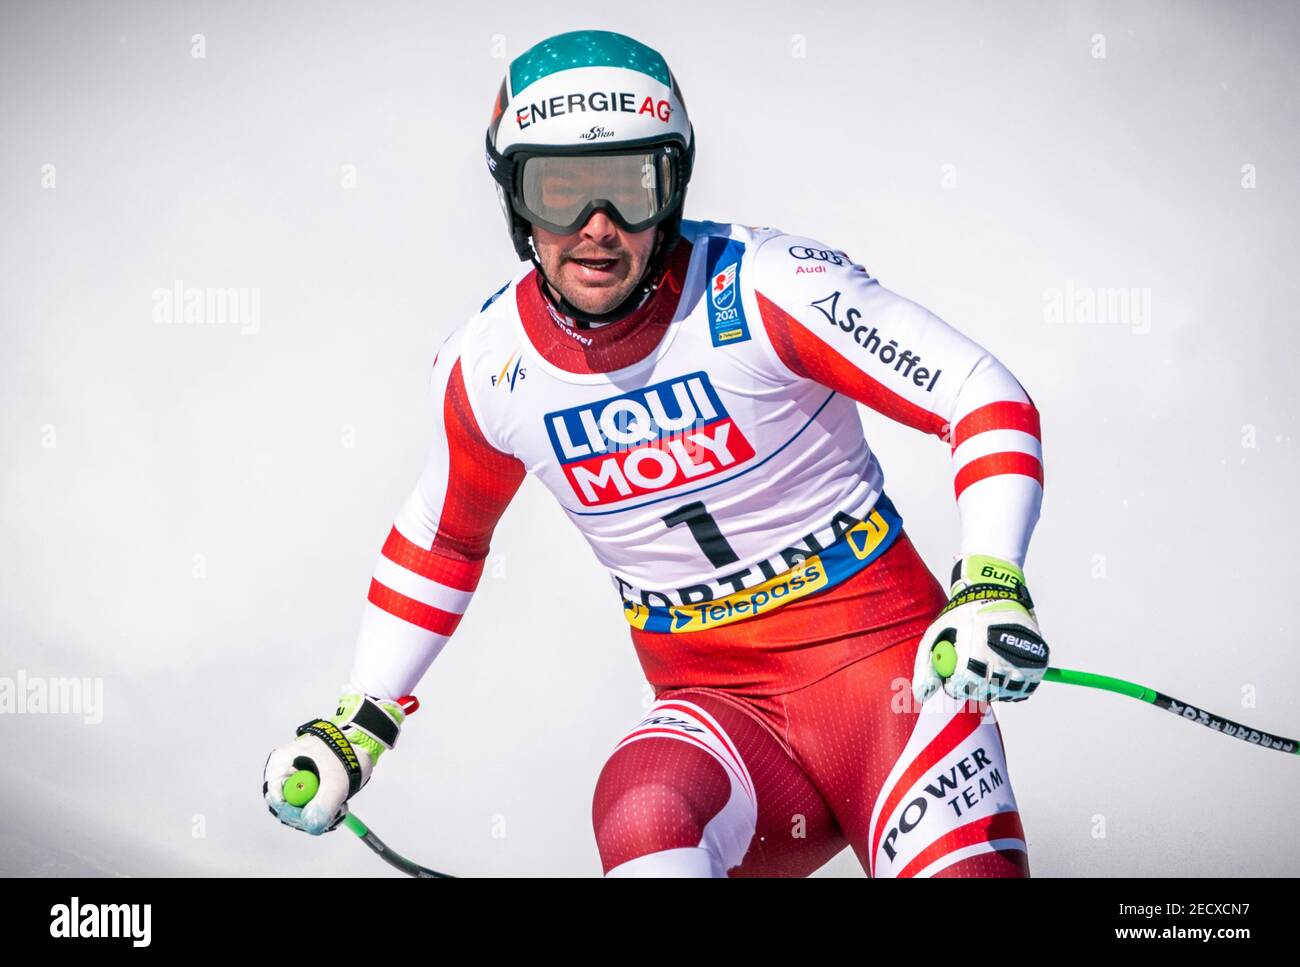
[485,29,695,263]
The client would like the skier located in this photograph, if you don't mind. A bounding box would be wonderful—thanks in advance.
[264,29,1048,878]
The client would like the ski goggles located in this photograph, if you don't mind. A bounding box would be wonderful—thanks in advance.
[505,143,687,235]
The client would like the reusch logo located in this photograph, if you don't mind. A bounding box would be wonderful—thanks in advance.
[545,372,755,506]
[991,627,1048,665]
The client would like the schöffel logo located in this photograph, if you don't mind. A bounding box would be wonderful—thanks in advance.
[810,291,942,392]
[711,263,738,312]
[544,372,755,506]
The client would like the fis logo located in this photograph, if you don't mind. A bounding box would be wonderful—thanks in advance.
[490,352,525,392]
[545,372,755,506]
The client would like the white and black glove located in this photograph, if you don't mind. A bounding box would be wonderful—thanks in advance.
[263,689,414,835]
[912,555,1049,705]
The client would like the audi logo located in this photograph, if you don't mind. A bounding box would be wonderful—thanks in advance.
[788,246,846,265]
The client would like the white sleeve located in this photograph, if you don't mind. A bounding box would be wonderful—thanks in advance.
[751,233,1043,569]
[349,328,526,698]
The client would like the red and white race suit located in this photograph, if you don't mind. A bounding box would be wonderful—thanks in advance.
[347,219,1044,877]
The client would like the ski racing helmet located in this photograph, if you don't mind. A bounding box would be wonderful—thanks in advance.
[484,30,695,299]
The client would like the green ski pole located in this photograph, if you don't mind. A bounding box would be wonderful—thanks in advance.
[283,770,455,878]
[929,641,1298,755]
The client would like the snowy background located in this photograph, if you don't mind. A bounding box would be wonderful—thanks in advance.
[2,0,1298,877]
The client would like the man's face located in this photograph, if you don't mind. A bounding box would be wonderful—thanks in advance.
[532,212,660,316]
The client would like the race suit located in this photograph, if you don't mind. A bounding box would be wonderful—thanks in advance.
[347,219,1044,877]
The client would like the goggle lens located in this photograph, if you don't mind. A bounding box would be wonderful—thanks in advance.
[517,150,676,233]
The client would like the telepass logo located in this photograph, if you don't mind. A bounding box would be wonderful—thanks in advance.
[544,372,755,506]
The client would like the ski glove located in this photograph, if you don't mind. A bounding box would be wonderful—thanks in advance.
[912,555,1049,706]
[263,689,414,835]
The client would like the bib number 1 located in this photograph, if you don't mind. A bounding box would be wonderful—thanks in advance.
[661,501,739,568]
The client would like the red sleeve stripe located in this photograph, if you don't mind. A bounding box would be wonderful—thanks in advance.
[373,554,474,615]
[367,578,464,636]
[434,360,528,560]
[381,526,483,592]
[756,291,811,379]
[953,452,1044,500]
[951,401,1040,450]
[756,291,949,438]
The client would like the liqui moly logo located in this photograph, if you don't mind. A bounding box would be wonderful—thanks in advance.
[545,372,755,506]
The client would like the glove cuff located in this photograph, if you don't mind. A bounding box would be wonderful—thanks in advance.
[946,554,1035,612]
[331,692,408,765]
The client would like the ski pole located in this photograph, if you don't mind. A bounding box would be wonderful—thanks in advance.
[282,770,455,878]
[929,641,1298,755]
